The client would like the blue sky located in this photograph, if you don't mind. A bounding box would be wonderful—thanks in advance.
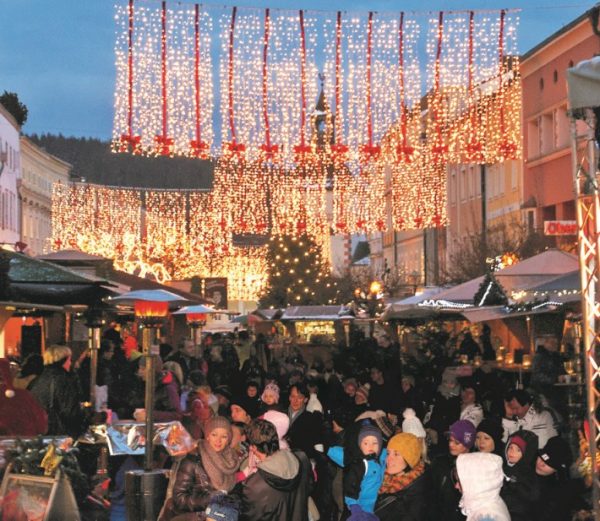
[0,0,592,139]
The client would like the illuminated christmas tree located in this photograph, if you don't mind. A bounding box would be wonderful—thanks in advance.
[259,234,338,308]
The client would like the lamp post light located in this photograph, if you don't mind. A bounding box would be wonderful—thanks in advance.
[352,281,384,338]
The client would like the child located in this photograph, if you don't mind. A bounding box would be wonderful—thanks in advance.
[259,382,280,412]
[328,422,387,520]
[501,430,540,521]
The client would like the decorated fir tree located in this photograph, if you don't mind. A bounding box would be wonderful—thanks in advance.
[259,234,338,308]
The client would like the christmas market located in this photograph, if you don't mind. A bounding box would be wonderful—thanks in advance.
[1,1,600,520]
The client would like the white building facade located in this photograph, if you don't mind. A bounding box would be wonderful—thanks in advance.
[20,137,71,256]
[0,105,21,246]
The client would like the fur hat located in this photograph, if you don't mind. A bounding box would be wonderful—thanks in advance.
[231,394,259,419]
[205,416,232,440]
[402,408,426,438]
[449,420,476,449]
[260,382,280,403]
[387,433,422,468]
[358,423,382,453]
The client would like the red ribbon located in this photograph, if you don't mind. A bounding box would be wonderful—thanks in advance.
[262,9,275,157]
[225,141,246,156]
[360,144,381,160]
[331,143,349,162]
[498,10,507,139]
[160,1,168,143]
[335,11,343,144]
[366,12,374,148]
[193,4,204,156]
[127,0,134,139]
[260,143,279,159]
[398,12,411,161]
[298,10,307,149]
[228,7,238,144]
[396,144,414,163]
[432,12,445,158]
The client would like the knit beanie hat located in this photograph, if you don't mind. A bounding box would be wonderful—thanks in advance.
[374,415,396,440]
[343,377,358,391]
[358,423,382,454]
[402,408,426,438]
[261,382,280,403]
[0,359,15,398]
[262,410,290,450]
[476,418,503,453]
[205,416,232,441]
[206,494,239,521]
[355,383,370,402]
[449,420,476,449]
[387,433,422,468]
[231,394,259,419]
[508,433,527,454]
[538,435,572,473]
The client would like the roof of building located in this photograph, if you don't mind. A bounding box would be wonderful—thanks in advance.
[521,8,592,62]
[280,305,353,321]
[36,249,107,263]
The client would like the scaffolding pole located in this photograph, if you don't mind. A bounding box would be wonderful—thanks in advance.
[572,113,600,515]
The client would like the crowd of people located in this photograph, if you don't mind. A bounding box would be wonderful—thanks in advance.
[0,322,593,521]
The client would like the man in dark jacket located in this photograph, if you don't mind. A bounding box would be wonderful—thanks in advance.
[236,419,312,521]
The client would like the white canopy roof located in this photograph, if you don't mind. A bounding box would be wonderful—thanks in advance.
[567,56,600,110]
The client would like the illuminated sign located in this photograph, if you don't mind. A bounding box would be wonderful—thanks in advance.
[544,220,577,236]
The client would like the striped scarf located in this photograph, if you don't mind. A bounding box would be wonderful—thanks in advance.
[378,461,425,494]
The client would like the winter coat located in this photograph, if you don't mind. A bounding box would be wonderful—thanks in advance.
[533,473,577,521]
[374,467,430,521]
[502,405,557,449]
[429,453,465,521]
[287,408,325,460]
[29,362,87,437]
[456,452,510,521]
[426,393,461,446]
[328,446,387,514]
[159,452,217,521]
[501,429,540,521]
[236,449,312,521]
[460,403,484,427]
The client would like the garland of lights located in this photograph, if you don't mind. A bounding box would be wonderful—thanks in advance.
[112,1,521,171]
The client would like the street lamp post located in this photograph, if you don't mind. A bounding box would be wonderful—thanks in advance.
[352,281,384,338]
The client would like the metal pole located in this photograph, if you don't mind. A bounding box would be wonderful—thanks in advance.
[142,326,157,471]
[481,164,487,258]
[88,325,101,409]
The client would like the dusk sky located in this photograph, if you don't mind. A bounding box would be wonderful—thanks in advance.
[0,0,592,140]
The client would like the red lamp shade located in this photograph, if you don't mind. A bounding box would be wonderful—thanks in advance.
[186,313,207,324]
[134,300,169,318]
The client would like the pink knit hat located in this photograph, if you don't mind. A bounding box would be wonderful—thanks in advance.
[261,382,280,403]
[262,410,289,449]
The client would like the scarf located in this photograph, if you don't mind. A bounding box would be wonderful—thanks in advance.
[378,461,425,495]
[198,439,239,492]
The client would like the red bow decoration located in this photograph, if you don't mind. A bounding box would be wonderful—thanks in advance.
[256,221,268,232]
[431,144,448,162]
[331,143,349,162]
[294,144,314,164]
[53,238,63,249]
[433,214,442,227]
[356,219,367,230]
[335,221,347,231]
[260,143,280,160]
[155,135,174,156]
[464,141,484,162]
[190,140,210,159]
[414,215,424,227]
[499,140,518,160]
[396,144,415,163]
[360,144,381,161]
[376,219,385,231]
[218,217,228,231]
[119,134,142,154]
[224,141,246,158]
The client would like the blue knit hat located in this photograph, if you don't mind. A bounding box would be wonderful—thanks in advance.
[358,422,383,454]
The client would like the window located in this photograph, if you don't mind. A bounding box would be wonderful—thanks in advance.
[539,77,544,91]
[527,118,540,158]
[511,162,518,191]
[554,106,570,149]
[541,113,554,155]
[553,70,558,83]
[526,209,536,233]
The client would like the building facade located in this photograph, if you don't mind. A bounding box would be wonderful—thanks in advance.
[20,137,71,256]
[0,104,21,246]
[521,11,600,250]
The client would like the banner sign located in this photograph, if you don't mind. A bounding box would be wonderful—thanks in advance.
[544,220,577,236]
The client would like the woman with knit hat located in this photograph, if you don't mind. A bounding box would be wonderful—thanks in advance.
[160,417,240,521]
[374,432,429,521]
[402,408,430,464]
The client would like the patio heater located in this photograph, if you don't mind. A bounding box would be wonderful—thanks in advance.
[108,289,188,521]
[172,304,220,349]
[84,306,105,410]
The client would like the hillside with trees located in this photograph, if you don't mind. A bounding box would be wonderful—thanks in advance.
[27,134,213,189]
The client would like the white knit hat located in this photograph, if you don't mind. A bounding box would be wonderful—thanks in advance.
[402,408,426,438]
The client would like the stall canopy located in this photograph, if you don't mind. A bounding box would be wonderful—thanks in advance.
[280,305,353,321]
[380,287,444,321]
[567,56,600,110]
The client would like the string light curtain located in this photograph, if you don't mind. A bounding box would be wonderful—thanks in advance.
[113,1,520,168]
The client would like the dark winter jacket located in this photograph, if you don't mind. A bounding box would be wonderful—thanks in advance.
[501,429,540,521]
[236,449,312,521]
[29,362,87,437]
[429,453,465,521]
[159,451,217,521]
[374,469,430,521]
[287,408,325,460]
[533,473,578,521]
